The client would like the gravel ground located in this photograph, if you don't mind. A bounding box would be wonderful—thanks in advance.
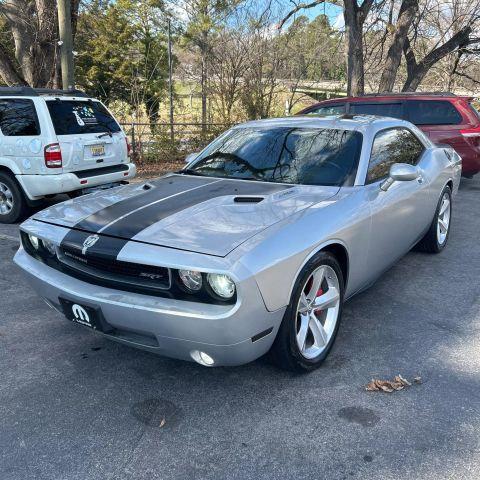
[0,176,479,480]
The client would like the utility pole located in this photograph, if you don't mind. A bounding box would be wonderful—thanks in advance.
[167,19,174,141]
[57,0,75,90]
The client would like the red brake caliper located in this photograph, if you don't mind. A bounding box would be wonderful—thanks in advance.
[314,288,324,315]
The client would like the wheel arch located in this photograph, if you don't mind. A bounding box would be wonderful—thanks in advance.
[290,240,350,298]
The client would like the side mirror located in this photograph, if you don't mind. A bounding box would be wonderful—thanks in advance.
[185,153,198,164]
[380,163,420,191]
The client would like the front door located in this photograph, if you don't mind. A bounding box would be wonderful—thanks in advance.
[365,128,433,279]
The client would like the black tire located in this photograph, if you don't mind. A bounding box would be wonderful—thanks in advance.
[0,171,29,224]
[416,185,452,254]
[270,251,345,372]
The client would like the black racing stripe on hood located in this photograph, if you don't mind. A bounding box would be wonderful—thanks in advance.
[60,176,291,259]
[73,175,219,232]
[99,178,290,239]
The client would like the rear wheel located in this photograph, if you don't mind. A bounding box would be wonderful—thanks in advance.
[270,252,344,372]
[0,171,28,224]
[416,185,452,253]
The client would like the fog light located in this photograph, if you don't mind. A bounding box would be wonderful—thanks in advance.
[179,269,203,291]
[190,350,215,366]
[28,234,40,250]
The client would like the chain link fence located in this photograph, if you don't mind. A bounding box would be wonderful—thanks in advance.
[120,121,232,175]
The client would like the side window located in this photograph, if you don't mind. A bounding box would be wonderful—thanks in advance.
[0,99,40,136]
[306,104,346,116]
[350,103,404,119]
[406,100,462,125]
[367,128,424,183]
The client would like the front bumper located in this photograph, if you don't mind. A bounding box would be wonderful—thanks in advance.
[16,163,137,199]
[14,248,284,366]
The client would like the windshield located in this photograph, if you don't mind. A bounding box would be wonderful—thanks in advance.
[188,127,363,186]
[46,100,121,135]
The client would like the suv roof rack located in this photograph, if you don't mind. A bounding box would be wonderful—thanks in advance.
[0,86,88,97]
[360,91,457,97]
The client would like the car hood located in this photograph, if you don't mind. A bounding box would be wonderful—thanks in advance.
[33,174,339,257]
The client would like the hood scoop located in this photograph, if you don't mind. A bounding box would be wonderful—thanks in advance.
[233,196,264,203]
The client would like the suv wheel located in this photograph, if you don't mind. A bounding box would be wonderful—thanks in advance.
[0,171,29,224]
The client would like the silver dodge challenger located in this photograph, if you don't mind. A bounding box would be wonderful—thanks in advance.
[14,115,461,371]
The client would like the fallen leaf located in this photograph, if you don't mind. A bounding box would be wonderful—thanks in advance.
[159,418,166,428]
[413,376,422,384]
[365,374,415,393]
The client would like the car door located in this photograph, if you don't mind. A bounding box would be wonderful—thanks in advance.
[364,127,433,278]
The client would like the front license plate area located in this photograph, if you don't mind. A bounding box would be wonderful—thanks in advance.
[90,145,105,157]
[59,298,114,333]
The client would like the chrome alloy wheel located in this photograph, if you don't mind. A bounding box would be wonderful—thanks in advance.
[0,181,14,215]
[295,265,341,360]
[437,192,451,246]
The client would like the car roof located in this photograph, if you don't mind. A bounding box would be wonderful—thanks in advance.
[233,114,413,133]
[307,93,473,105]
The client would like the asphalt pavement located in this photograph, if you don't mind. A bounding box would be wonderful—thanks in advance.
[1,177,479,480]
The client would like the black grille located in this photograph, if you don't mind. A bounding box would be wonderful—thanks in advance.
[58,246,171,291]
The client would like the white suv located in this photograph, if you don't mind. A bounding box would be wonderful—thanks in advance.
[0,86,136,223]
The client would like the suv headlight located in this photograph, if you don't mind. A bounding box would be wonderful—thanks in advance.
[207,273,236,299]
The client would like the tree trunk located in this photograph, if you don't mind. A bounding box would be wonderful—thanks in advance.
[378,0,418,92]
[402,26,472,91]
[343,0,373,96]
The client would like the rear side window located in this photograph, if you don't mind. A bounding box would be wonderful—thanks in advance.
[46,100,121,135]
[0,99,40,136]
[406,100,462,125]
[367,128,424,183]
[350,103,404,119]
[306,104,346,116]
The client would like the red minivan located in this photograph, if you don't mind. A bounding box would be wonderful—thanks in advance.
[298,93,480,177]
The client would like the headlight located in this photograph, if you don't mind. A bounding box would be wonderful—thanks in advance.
[42,239,56,256]
[207,273,236,299]
[28,234,40,250]
[178,269,203,291]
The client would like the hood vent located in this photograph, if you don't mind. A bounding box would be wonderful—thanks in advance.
[233,196,264,204]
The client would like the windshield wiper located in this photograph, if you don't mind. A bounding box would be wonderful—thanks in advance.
[97,131,112,139]
[175,169,207,177]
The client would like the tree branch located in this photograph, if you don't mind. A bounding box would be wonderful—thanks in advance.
[278,0,325,30]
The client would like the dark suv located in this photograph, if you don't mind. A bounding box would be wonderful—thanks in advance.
[298,93,480,177]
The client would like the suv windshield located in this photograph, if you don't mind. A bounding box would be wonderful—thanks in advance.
[46,100,121,135]
[188,127,363,186]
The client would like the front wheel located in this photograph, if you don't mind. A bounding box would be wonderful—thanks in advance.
[270,252,344,372]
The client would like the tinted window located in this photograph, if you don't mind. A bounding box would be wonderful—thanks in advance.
[406,100,462,125]
[190,127,363,186]
[350,103,403,119]
[46,100,121,135]
[306,104,346,116]
[0,99,40,136]
[367,128,424,183]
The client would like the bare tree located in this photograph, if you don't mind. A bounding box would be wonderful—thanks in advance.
[0,0,80,87]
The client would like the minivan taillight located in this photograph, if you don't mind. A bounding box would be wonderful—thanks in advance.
[44,143,63,168]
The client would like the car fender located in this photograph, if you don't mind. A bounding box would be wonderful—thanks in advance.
[0,157,22,175]
[238,188,372,312]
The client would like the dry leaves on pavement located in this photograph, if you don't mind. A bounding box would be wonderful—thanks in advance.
[365,374,421,393]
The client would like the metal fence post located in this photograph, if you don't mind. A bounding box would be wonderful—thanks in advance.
[131,122,136,158]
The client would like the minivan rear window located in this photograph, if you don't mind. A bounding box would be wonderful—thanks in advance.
[46,100,121,135]
[406,100,462,125]
[349,102,403,119]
